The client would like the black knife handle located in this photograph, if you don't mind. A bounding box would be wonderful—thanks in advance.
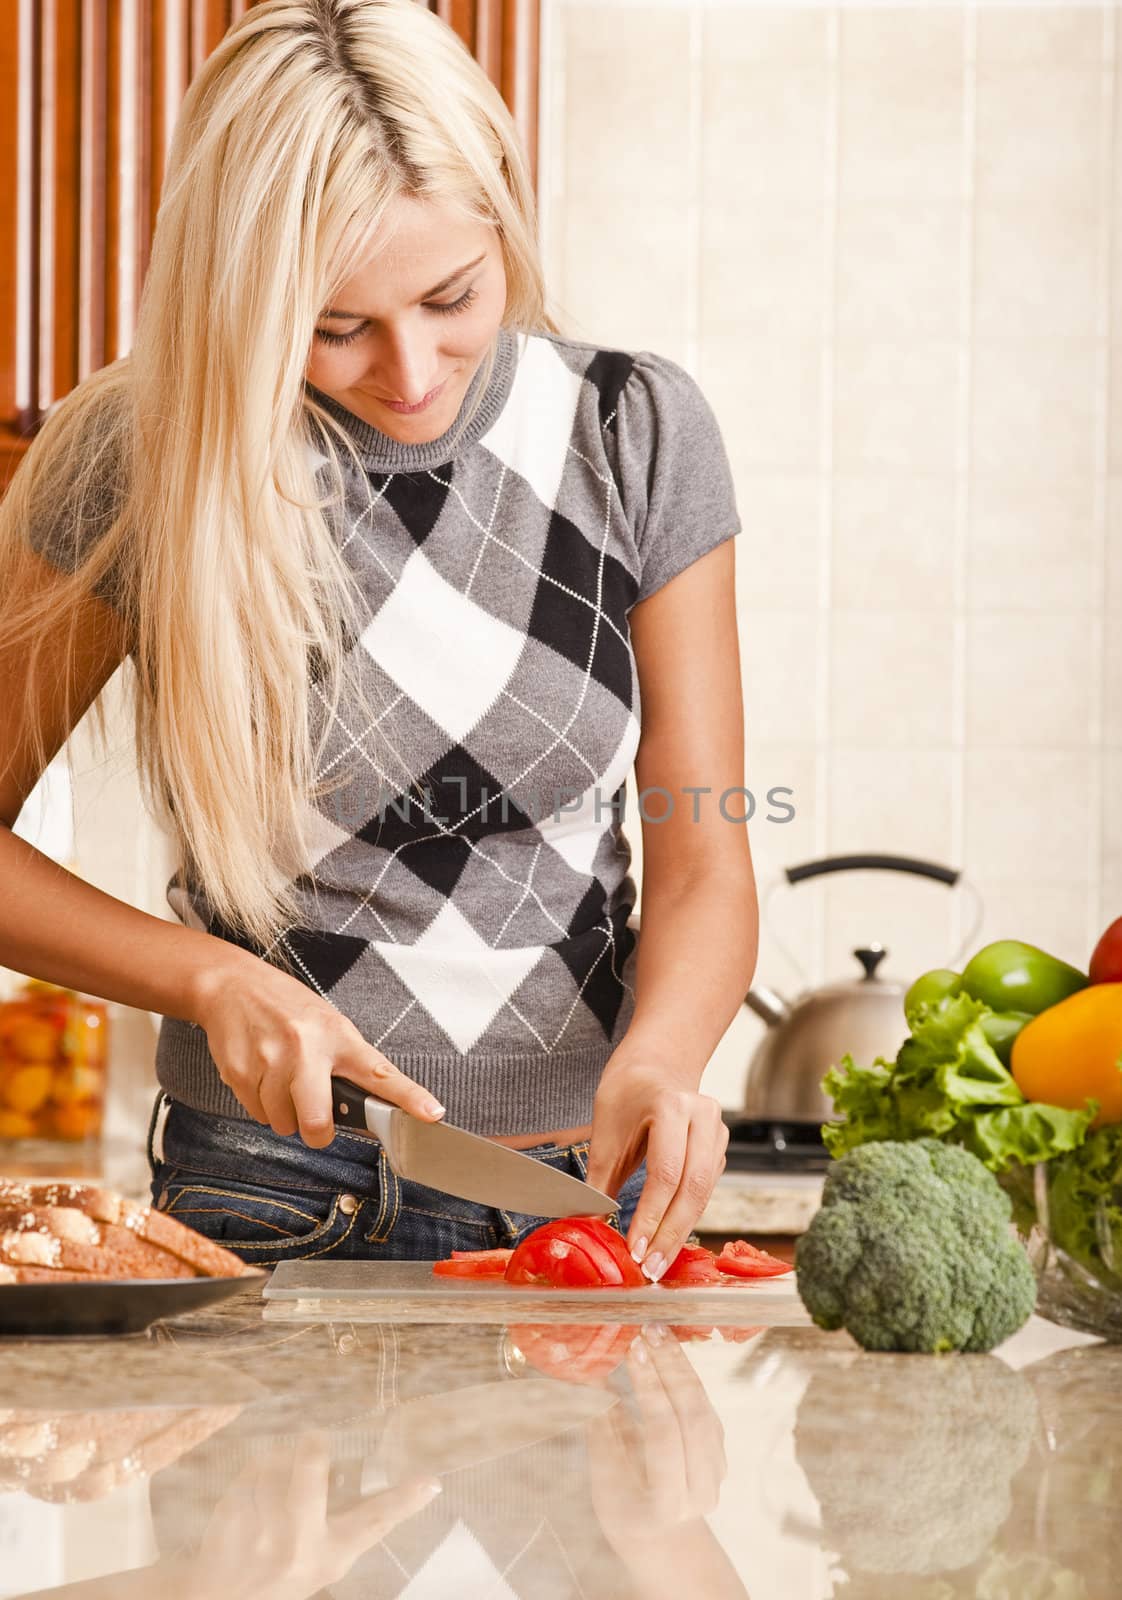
[331,1076,372,1131]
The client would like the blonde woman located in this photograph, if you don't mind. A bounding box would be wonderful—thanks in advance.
[0,0,758,1276]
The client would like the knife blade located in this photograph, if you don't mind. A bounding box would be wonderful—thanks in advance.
[330,1077,619,1218]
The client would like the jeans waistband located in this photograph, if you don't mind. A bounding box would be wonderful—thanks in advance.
[150,1092,590,1199]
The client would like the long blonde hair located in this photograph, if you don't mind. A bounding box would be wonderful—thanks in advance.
[0,0,562,966]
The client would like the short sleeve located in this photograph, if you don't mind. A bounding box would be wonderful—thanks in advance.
[23,388,134,624]
[611,350,742,605]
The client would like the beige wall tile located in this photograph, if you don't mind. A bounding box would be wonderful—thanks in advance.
[969,878,1095,971]
[702,60,831,208]
[740,610,821,747]
[1100,868,1122,940]
[832,474,956,611]
[839,8,964,66]
[966,613,1095,747]
[559,196,690,354]
[836,200,962,338]
[834,341,959,472]
[974,187,1099,339]
[563,7,691,205]
[968,476,1098,612]
[823,872,957,989]
[1109,346,1122,475]
[975,64,1101,212]
[1104,748,1122,884]
[701,339,822,471]
[1105,626,1122,746]
[733,476,823,611]
[839,31,964,201]
[702,4,830,67]
[972,340,1098,480]
[963,749,1094,883]
[700,204,826,339]
[1109,480,1122,615]
[826,748,955,863]
[829,611,955,747]
[975,7,1105,67]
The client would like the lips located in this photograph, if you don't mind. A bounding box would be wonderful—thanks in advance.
[379,378,447,414]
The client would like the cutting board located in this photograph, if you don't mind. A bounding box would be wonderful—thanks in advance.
[262,1259,810,1325]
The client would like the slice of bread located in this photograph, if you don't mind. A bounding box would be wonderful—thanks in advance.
[0,1181,252,1279]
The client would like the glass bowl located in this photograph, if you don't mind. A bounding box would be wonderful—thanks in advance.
[1001,1158,1122,1342]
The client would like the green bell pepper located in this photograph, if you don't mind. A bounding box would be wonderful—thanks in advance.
[960,940,1087,1016]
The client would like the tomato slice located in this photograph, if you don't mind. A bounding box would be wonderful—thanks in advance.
[508,1321,639,1383]
[660,1244,727,1287]
[432,1247,513,1278]
[716,1239,793,1278]
[503,1217,645,1288]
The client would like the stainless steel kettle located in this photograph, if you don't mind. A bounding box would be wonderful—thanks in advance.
[742,853,984,1124]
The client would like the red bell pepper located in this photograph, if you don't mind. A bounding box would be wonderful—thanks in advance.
[1090,915,1122,984]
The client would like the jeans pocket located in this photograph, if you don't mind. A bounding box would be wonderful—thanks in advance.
[152,1164,361,1266]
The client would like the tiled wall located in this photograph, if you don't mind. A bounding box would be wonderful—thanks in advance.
[541,0,1121,1106]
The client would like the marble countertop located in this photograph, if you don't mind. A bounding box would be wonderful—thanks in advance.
[0,1272,1113,1599]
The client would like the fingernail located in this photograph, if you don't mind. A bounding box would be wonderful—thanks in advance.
[644,1323,667,1346]
[422,1478,443,1497]
[642,1252,666,1283]
[425,1100,446,1119]
[632,1340,649,1366]
[630,1236,648,1264]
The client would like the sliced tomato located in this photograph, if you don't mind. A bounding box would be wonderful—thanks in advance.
[507,1321,639,1383]
[432,1247,513,1278]
[503,1216,645,1288]
[715,1325,766,1342]
[659,1244,727,1287]
[716,1239,793,1279]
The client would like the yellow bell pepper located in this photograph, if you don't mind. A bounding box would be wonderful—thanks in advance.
[1010,981,1122,1127]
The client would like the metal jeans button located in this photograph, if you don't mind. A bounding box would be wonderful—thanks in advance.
[338,1193,359,1216]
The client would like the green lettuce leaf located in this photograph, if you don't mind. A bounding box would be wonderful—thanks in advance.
[820,991,1095,1173]
[1046,1123,1122,1288]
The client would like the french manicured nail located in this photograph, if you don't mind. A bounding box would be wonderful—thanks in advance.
[425,1100,446,1119]
[642,1252,666,1283]
[632,1340,650,1366]
[630,1236,648,1263]
[643,1323,667,1346]
[422,1479,443,1497]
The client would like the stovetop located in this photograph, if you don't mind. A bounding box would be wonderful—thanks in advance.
[720,1115,831,1173]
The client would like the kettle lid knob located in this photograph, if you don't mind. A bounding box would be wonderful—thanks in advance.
[854,944,888,980]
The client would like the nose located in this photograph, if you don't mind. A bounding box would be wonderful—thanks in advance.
[367,324,440,405]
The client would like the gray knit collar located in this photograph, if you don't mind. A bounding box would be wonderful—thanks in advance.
[304,323,517,472]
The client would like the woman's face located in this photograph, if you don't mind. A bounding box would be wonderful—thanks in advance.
[306,194,508,444]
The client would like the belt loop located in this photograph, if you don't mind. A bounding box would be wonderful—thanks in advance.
[149,1092,172,1166]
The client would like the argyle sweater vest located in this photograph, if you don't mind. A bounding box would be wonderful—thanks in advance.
[30,325,742,1135]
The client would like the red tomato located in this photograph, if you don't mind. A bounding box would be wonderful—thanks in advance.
[1090,916,1122,984]
[716,1240,793,1278]
[716,1325,767,1342]
[660,1245,727,1287]
[432,1247,513,1278]
[507,1321,639,1383]
[503,1217,646,1288]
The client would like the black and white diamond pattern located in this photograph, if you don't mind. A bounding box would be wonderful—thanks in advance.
[196,331,653,1084]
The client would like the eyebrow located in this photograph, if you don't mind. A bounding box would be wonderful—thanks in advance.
[321,253,487,320]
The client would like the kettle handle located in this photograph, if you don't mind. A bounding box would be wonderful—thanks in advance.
[784,852,957,886]
[761,854,984,986]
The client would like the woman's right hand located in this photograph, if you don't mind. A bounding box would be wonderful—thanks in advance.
[187,953,445,1148]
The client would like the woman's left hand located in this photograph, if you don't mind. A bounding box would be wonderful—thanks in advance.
[585,1056,729,1281]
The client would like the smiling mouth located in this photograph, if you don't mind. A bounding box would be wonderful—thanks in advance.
[376,378,447,414]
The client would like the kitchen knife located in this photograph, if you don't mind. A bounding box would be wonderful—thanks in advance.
[330,1077,619,1218]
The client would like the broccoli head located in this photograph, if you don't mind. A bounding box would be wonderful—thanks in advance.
[794,1138,1037,1352]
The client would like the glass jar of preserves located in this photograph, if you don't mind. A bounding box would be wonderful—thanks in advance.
[0,978,110,1141]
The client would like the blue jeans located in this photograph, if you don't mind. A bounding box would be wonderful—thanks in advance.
[145,1091,647,1268]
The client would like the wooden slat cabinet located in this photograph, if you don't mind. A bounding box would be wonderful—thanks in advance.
[0,0,540,489]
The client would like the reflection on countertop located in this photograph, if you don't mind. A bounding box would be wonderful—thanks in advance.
[0,1277,1115,1600]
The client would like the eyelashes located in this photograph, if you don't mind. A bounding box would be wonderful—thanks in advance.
[314,284,480,347]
